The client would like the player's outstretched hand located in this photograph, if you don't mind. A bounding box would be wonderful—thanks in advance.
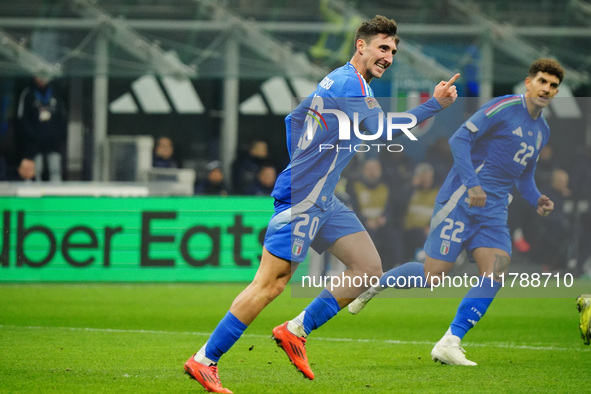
[433,73,460,109]
[467,185,486,208]
[536,194,554,216]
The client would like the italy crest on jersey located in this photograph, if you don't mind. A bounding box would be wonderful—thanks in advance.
[440,240,451,255]
[292,238,304,256]
[536,131,543,150]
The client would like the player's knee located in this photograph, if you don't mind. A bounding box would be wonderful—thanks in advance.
[424,270,446,286]
[251,275,288,301]
[274,271,294,294]
[362,260,383,279]
[254,281,286,305]
[423,256,453,286]
[264,283,285,303]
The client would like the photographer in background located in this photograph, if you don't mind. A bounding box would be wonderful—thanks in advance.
[16,75,67,181]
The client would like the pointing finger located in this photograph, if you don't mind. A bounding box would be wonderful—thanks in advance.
[446,73,461,86]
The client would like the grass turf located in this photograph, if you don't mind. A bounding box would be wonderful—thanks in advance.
[1,283,590,393]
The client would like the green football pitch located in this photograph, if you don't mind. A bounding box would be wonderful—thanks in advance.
[1,283,590,393]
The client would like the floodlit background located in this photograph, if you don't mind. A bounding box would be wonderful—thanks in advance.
[0,0,590,278]
[0,2,590,392]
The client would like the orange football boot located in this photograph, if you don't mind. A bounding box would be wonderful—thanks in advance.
[184,355,232,393]
[272,322,314,380]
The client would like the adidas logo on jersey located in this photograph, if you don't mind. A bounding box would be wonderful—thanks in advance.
[512,127,523,137]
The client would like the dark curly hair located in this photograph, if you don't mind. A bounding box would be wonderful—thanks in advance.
[529,58,565,83]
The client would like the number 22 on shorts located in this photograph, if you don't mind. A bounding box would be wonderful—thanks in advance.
[440,218,464,243]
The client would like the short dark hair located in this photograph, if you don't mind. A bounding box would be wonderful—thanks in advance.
[354,15,398,49]
[529,58,565,84]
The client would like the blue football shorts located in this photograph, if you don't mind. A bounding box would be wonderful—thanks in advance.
[423,201,512,263]
[263,196,365,263]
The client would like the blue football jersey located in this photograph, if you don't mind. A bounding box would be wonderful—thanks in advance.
[272,62,441,209]
[437,94,550,220]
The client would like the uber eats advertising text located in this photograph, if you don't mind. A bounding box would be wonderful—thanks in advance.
[0,197,277,282]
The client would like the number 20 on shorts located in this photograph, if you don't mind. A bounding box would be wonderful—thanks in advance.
[293,214,320,240]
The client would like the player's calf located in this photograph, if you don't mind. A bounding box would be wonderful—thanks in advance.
[349,262,430,314]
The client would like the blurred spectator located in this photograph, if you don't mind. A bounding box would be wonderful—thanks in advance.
[0,121,8,181]
[347,159,400,269]
[347,159,389,230]
[570,146,591,276]
[509,144,560,255]
[232,140,270,194]
[0,80,11,181]
[334,177,353,208]
[403,162,439,261]
[153,136,178,168]
[16,75,67,181]
[425,137,453,187]
[576,208,591,277]
[195,160,229,196]
[534,144,558,190]
[529,169,572,273]
[244,163,277,196]
[377,151,413,264]
[571,146,591,199]
[509,192,535,254]
[379,149,412,188]
[0,155,6,181]
[8,158,36,182]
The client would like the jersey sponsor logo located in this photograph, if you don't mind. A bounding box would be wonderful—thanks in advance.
[440,240,451,255]
[365,96,380,109]
[512,126,523,137]
[292,238,305,256]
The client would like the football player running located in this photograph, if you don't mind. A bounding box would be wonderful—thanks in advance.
[184,15,459,392]
[349,58,564,366]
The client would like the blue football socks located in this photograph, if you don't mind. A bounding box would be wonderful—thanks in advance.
[449,276,502,339]
[301,289,341,335]
[204,311,248,362]
[379,262,429,289]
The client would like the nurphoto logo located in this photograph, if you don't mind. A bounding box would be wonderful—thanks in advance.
[301,96,418,153]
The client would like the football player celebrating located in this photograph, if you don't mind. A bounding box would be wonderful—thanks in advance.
[184,15,459,392]
[349,58,564,366]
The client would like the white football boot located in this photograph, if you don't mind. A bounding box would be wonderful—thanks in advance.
[348,287,380,315]
[431,334,477,366]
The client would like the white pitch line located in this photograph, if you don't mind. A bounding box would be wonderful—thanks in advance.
[1,325,589,353]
